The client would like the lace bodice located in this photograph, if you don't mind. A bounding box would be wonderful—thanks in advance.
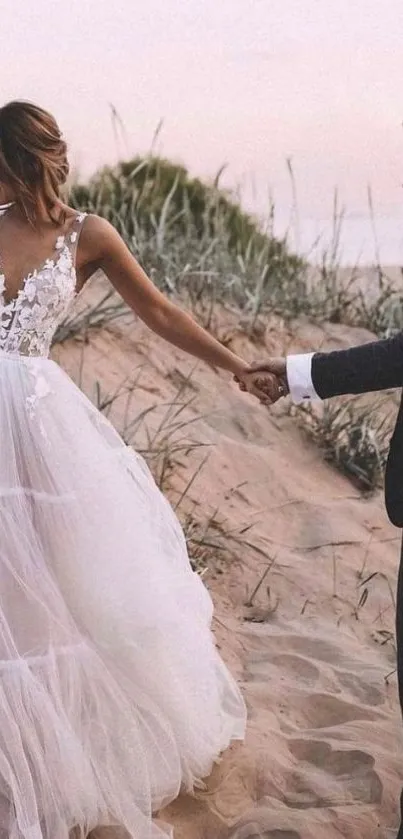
[0,212,87,358]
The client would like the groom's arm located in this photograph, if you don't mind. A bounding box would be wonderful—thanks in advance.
[287,331,403,403]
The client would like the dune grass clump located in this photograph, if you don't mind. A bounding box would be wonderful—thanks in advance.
[293,398,393,492]
[69,157,403,337]
[69,157,309,326]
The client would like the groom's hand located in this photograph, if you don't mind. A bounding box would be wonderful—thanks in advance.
[235,358,289,404]
[249,358,287,380]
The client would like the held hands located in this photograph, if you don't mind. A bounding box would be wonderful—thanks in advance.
[235,358,288,405]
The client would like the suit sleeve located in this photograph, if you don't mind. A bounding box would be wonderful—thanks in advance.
[310,331,403,399]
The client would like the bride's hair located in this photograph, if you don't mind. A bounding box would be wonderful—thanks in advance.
[0,100,69,226]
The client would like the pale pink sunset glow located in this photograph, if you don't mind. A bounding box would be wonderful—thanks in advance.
[3,0,403,261]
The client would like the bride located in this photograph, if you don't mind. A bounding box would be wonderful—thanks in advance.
[0,100,279,839]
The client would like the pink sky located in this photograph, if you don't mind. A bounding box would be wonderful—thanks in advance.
[3,0,403,261]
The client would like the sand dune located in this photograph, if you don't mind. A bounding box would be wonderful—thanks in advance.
[55,284,403,838]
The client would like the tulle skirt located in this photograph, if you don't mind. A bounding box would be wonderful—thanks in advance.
[0,350,246,839]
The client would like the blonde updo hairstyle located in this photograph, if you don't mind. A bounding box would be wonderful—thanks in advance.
[0,100,69,226]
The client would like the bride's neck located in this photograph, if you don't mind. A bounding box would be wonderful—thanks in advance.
[0,182,66,220]
[1,196,67,226]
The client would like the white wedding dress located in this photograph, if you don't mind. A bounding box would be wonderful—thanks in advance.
[0,209,246,839]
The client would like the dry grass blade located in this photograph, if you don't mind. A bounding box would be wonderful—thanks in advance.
[245,555,277,607]
[174,453,210,511]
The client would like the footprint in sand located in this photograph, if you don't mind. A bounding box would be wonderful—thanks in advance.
[337,670,384,706]
[287,738,383,806]
[257,632,362,672]
[247,653,320,687]
[228,826,300,839]
[294,691,385,729]
[247,629,386,714]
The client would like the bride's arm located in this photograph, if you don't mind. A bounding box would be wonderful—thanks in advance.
[78,215,258,384]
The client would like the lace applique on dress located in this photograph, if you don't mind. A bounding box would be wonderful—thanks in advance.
[0,213,87,358]
[25,366,54,439]
[0,212,88,434]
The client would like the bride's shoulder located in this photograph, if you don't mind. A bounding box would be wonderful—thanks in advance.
[77,213,119,241]
[71,213,122,268]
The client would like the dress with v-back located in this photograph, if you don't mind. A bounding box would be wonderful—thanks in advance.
[0,206,246,839]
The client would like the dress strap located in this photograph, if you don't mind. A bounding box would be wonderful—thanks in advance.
[65,212,88,269]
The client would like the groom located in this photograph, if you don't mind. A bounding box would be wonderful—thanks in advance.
[240,332,403,838]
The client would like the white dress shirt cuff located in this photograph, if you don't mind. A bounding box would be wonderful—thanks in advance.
[286,353,321,404]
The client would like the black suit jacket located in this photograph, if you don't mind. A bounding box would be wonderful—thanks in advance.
[311,332,403,527]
